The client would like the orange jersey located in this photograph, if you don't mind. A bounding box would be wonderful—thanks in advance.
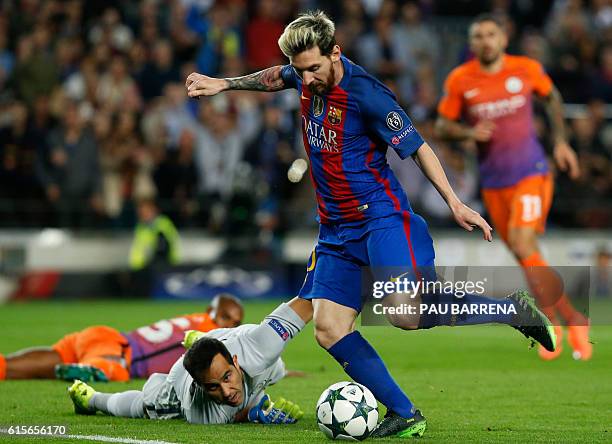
[123,312,218,378]
[438,55,553,188]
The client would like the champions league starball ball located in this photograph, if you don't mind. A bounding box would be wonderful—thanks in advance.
[316,381,379,441]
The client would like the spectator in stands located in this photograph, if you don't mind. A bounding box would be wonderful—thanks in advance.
[332,0,366,60]
[545,0,593,102]
[88,7,134,53]
[0,0,610,230]
[36,100,102,228]
[159,82,197,150]
[138,39,181,101]
[189,2,241,76]
[589,44,612,103]
[96,55,142,113]
[63,57,100,104]
[357,13,399,77]
[245,0,285,71]
[0,103,33,218]
[0,27,14,93]
[167,0,200,63]
[99,110,155,227]
[591,0,612,33]
[244,101,296,242]
[12,25,58,107]
[154,128,198,227]
[0,96,56,226]
[54,37,81,82]
[129,199,180,271]
[394,1,441,72]
[58,0,84,39]
[519,30,552,67]
[193,95,259,230]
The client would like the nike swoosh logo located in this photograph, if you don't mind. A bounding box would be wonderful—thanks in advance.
[301,94,310,100]
[464,88,479,99]
[390,271,411,282]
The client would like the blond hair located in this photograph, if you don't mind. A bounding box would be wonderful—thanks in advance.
[278,10,336,58]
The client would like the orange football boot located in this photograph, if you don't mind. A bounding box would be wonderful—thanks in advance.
[568,314,592,361]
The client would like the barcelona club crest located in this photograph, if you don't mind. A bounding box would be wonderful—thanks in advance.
[327,105,342,125]
[313,95,324,117]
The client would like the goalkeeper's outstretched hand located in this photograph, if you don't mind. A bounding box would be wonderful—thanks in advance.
[247,394,303,424]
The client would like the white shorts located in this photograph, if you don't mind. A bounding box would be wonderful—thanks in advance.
[142,373,182,420]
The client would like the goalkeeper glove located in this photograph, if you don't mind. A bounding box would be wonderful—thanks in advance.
[247,394,304,424]
[182,330,206,349]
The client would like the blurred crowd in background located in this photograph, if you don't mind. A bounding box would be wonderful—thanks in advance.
[0,0,610,242]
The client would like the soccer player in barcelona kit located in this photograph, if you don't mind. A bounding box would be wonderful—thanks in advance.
[186,11,556,438]
[0,294,243,382]
[435,14,591,361]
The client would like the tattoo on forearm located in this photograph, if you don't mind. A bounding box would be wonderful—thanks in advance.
[544,87,567,143]
[225,66,285,92]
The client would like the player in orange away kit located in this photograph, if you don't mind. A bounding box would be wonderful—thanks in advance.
[0,294,243,381]
[435,14,591,361]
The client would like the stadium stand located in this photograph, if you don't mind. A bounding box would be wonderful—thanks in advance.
[0,0,610,241]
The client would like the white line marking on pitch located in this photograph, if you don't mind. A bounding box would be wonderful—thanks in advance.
[66,435,179,444]
[0,431,178,444]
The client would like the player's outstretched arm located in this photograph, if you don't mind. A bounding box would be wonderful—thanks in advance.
[540,86,580,180]
[241,300,308,374]
[186,66,287,98]
[413,143,493,241]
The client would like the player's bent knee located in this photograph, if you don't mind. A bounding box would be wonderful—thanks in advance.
[312,300,356,349]
[382,292,421,330]
[314,324,350,350]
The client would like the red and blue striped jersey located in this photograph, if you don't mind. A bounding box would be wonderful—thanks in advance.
[281,56,424,234]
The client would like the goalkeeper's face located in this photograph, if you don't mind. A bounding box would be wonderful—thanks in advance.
[201,353,244,406]
[291,45,341,95]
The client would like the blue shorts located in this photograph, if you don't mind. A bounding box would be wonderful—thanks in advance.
[298,212,436,312]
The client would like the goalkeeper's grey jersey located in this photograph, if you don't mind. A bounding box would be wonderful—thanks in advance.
[142,303,304,424]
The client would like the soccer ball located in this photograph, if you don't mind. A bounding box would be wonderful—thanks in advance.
[316,381,378,440]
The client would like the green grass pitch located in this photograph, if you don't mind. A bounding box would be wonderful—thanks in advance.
[0,300,610,443]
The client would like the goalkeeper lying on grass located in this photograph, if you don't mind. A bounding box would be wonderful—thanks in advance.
[68,298,312,424]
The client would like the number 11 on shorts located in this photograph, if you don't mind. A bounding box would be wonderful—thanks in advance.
[519,194,542,222]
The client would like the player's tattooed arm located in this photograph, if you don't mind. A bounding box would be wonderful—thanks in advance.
[186,66,286,98]
[541,86,580,179]
[541,86,568,145]
[225,66,286,92]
